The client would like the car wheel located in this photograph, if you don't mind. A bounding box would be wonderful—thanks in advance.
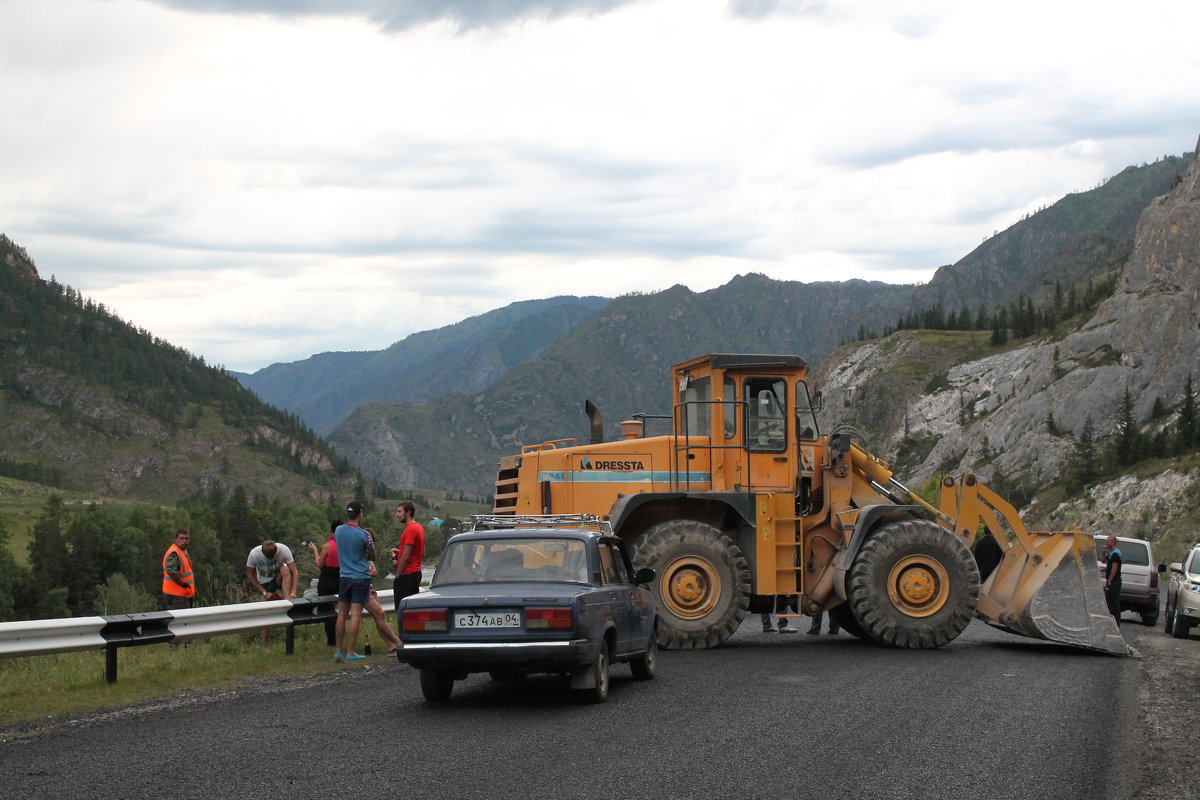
[1170,606,1191,639]
[846,519,980,649]
[1164,599,1174,634]
[419,668,454,702]
[631,519,750,650]
[630,631,657,680]
[1141,608,1159,627]
[575,642,610,703]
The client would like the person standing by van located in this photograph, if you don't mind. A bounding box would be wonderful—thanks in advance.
[1103,534,1123,622]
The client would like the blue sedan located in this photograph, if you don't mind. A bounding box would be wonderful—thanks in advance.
[397,517,657,703]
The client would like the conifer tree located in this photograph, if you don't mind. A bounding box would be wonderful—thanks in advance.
[1177,374,1198,454]
[1068,417,1099,491]
[1112,388,1141,468]
[28,494,69,590]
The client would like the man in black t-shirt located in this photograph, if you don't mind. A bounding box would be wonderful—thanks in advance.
[1103,534,1123,623]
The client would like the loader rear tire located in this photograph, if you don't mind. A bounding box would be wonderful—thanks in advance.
[846,519,980,649]
[631,519,750,650]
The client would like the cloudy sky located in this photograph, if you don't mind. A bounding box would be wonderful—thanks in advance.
[2,0,1198,373]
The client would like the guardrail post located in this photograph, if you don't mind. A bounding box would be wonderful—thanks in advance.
[285,624,295,655]
[105,643,119,683]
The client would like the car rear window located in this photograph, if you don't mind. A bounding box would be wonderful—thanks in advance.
[433,537,589,585]
[1094,539,1149,566]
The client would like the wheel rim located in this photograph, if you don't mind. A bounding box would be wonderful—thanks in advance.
[661,555,721,619]
[886,555,950,617]
[597,649,609,694]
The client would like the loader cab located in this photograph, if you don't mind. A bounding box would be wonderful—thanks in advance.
[671,354,816,493]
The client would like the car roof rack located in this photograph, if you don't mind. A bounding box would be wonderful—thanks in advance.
[467,514,611,534]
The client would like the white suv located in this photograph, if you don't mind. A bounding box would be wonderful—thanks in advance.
[1093,535,1160,626]
[1164,544,1200,638]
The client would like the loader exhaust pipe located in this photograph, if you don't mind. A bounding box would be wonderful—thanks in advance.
[585,400,604,445]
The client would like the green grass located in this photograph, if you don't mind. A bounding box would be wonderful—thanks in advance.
[0,623,377,728]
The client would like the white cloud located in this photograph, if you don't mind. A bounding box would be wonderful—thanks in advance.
[1,0,1198,371]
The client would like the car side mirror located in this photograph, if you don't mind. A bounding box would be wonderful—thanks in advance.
[1158,563,1166,573]
[634,567,656,586]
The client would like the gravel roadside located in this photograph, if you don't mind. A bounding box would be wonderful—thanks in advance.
[1111,617,1199,800]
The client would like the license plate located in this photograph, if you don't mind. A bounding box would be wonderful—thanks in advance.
[454,611,521,629]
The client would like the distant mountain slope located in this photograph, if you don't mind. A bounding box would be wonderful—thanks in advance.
[911,156,1189,314]
[327,152,1193,495]
[329,276,914,493]
[238,295,609,434]
[0,234,353,500]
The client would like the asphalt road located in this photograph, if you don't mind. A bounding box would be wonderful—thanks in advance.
[4,615,1164,800]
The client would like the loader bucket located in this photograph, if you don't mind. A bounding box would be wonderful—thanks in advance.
[975,529,1129,656]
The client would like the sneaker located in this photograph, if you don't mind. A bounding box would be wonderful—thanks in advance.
[806,629,820,635]
[345,653,366,661]
[332,652,343,661]
[778,625,799,633]
[763,626,778,633]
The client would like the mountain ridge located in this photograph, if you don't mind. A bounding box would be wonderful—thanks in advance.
[323,152,1191,495]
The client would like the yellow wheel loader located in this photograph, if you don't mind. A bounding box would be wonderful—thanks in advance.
[492,353,1128,655]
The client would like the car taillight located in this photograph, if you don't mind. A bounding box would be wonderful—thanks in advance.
[1151,572,1159,589]
[525,607,573,630]
[403,609,448,632]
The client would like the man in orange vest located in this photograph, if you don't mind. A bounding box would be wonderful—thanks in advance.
[162,528,196,610]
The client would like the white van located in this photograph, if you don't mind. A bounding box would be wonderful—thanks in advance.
[1094,534,1160,625]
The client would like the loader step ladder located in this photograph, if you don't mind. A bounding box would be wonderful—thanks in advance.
[755,492,804,597]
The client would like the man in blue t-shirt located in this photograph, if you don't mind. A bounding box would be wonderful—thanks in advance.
[1103,534,1123,623]
[333,500,375,661]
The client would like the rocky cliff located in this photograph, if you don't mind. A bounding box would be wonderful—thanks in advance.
[815,136,1200,549]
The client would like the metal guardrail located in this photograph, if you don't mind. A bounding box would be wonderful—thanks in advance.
[0,590,396,683]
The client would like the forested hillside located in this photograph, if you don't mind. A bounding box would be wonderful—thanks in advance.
[0,234,355,500]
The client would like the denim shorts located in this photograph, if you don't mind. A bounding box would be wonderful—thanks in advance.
[338,576,371,606]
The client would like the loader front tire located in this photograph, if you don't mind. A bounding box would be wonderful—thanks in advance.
[631,519,750,650]
[846,519,980,649]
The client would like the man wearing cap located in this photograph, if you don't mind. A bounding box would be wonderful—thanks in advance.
[333,500,375,661]
[245,539,299,651]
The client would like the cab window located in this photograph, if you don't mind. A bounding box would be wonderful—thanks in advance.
[745,378,786,452]
[679,375,712,437]
[724,377,737,439]
[796,379,820,441]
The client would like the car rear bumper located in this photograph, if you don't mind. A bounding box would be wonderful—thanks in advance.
[396,638,596,672]
[1118,591,1159,611]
